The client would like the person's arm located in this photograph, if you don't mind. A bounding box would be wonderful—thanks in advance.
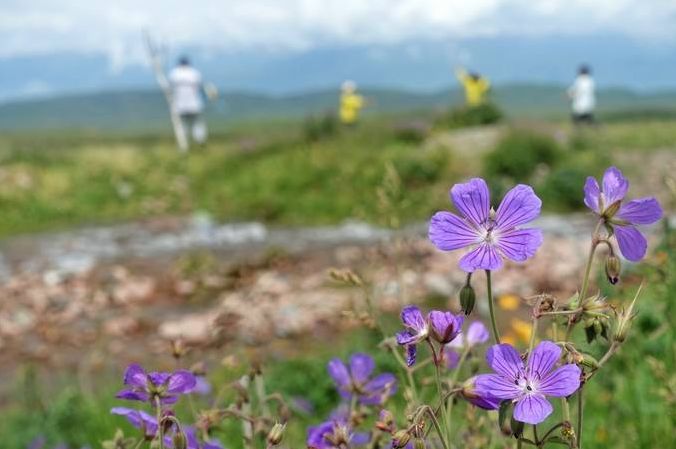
[455,67,468,83]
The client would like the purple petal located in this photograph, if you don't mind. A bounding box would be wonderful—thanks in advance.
[204,441,225,449]
[495,184,542,229]
[349,353,375,384]
[327,358,351,390]
[405,345,417,367]
[147,372,171,386]
[539,364,581,397]
[166,370,197,394]
[601,166,629,206]
[428,211,481,251]
[192,376,212,396]
[400,305,427,332]
[352,432,371,446]
[486,343,524,380]
[307,421,334,449]
[496,228,543,262]
[466,321,490,346]
[583,177,600,213]
[513,394,553,425]
[450,178,491,227]
[459,243,503,272]
[115,389,149,402]
[615,225,647,262]
[444,348,461,369]
[396,330,418,346]
[111,407,158,436]
[617,198,663,225]
[526,341,561,378]
[123,363,147,389]
[428,310,463,344]
[474,373,521,400]
[361,373,397,405]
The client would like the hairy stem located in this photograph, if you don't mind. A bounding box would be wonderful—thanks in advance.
[428,340,450,444]
[485,270,501,344]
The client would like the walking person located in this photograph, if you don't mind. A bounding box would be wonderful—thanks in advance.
[567,64,596,125]
[169,56,209,148]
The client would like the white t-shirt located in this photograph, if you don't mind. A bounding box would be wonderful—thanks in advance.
[568,75,595,114]
[168,65,203,115]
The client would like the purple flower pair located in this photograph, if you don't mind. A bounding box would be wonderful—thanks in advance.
[396,305,464,366]
[475,341,581,424]
[328,353,397,406]
[429,178,543,272]
[584,166,662,261]
[116,363,197,405]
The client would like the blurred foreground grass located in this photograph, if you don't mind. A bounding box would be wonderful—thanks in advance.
[0,116,671,237]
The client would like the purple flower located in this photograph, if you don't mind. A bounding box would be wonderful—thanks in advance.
[111,406,159,437]
[428,311,464,344]
[584,166,663,261]
[327,353,397,406]
[116,363,197,405]
[395,306,429,366]
[459,376,501,410]
[475,341,581,424]
[307,418,369,449]
[429,178,543,272]
[396,306,464,366]
[448,321,490,349]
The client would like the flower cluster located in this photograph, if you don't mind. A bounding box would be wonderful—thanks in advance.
[396,305,464,366]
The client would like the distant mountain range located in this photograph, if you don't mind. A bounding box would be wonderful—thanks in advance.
[1,84,676,131]
[2,33,676,104]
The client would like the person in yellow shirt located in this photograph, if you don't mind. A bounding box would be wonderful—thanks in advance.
[339,80,365,125]
[455,67,490,107]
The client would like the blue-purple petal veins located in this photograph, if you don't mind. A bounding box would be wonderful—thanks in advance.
[116,363,197,405]
[327,353,397,405]
[475,341,581,424]
[584,166,663,261]
[429,178,543,272]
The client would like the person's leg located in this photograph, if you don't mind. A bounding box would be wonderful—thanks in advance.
[193,114,207,145]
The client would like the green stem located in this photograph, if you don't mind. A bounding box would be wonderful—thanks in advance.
[579,220,604,304]
[486,270,501,344]
[390,346,419,403]
[445,347,470,439]
[533,425,539,446]
[421,405,450,449]
[428,341,450,444]
[155,396,165,449]
[576,388,584,449]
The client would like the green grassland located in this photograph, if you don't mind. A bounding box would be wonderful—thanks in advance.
[1,111,673,238]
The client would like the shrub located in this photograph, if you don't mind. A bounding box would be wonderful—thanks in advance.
[537,166,589,211]
[303,112,338,143]
[483,129,562,182]
[391,120,431,144]
[438,102,503,129]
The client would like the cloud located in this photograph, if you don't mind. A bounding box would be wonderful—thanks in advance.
[1,0,675,67]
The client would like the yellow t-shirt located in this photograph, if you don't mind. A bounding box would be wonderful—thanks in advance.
[457,71,490,107]
[339,93,364,124]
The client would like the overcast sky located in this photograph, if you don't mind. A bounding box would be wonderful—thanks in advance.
[2,0,676,66]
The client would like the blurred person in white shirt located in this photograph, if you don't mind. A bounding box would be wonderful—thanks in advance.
[169,56,212,147]
[567,64,596,125]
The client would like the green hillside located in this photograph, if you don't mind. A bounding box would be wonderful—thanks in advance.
[1,84,676,131]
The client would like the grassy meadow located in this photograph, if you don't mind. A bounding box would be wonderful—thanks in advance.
[0,108,673,449]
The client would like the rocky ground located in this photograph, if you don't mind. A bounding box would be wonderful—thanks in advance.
[0,212,669,399]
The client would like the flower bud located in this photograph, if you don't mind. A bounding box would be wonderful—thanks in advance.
[172,430,187,449]
[605,255,621,285]
[376,409,394,432]
[267,423,286,446]
[459,284,476,315]
[392,430,411,448]
[614,287,640,343]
